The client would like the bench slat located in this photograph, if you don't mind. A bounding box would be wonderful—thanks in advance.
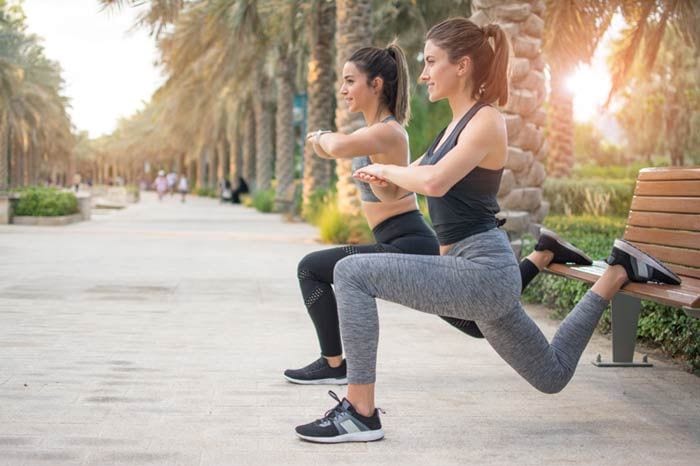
[634,180,700,197]
[667,263,700,280]
[546,264,700,309]
[624,226,700,250]
[637,167,700,181]
[630,196,700,214]
[625,241,700,270]
[626,212,700,231]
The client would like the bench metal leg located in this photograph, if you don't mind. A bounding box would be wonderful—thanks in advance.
[592,294,652,367]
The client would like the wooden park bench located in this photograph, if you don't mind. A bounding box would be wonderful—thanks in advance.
[545,167,700,367]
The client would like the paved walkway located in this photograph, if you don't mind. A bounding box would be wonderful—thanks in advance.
[0,192,698,465]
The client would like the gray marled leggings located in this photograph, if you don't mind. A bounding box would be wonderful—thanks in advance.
[333,228,609,393]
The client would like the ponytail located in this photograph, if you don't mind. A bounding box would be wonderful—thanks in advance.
[480,24,509,106]
[427,18,511,106]
[348,40,412,125]
[385,41,411,125]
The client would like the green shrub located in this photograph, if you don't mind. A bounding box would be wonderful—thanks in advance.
[310,190,372,244]
[417,194,431,225]
[252,188,275,213]
[544,178,635,216]
[572,162,649,180]
[522,215,700,373]
[13,187,79,217]
[195,187,217,198]
[241,193,253,207]
[302,188,333,225]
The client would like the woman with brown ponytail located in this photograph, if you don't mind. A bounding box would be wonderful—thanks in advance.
[284,42,443,385]
[293,18,680,443]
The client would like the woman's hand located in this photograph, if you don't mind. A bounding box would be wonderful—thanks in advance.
[306,130,333,159]
[353,164,390,187]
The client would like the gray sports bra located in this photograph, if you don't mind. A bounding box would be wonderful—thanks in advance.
[351,115,405,203]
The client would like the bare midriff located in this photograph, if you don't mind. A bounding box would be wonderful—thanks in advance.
[439,244,453,256]
[361,194,420,230]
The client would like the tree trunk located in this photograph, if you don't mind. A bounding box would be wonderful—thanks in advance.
[471,1,549,252]
[0,115,8,192]
[253,76,275,192]
[547,67,574,177]
[197,146,207,189]
[242,105,256,190]
[275,51,297,211]
[335,0,372,216]
[227,115,242,188]
[302,0,336,207]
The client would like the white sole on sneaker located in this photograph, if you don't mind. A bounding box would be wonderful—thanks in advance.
[296,429,384,443]
[284,375,348,385]
[613,239,680,283]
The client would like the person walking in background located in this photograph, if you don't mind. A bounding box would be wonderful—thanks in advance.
[153,170,168,201]
[167,171,178,197]
[178,174,189,203]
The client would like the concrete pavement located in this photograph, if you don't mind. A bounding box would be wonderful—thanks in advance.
[0,192,698,465]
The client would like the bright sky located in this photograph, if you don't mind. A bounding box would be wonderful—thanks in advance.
[566,14,626,122]
[22,0,164,138]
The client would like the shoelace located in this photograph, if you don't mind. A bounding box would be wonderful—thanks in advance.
[320,390,345,421]
[318,390,386,423]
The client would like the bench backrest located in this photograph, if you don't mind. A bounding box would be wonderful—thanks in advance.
[625,167,700,280]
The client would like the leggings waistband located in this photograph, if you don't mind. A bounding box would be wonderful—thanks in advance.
[372,210,436,244]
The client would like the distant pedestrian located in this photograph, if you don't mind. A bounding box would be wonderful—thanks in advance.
[178,174,189,203]
[231,176,249,204]
[167,171,178,196]
[153,170,168,201]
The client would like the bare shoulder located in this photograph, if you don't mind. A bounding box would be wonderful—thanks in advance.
[360,120,407,144]
[460,105,506,143]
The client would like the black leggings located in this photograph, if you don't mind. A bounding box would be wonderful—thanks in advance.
[297,210,439,356]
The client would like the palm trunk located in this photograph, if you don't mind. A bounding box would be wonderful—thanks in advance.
[547,67,574,177]
[253,75,274,192]
[275,51,297,211]
[227,115,242,188]
[0,115,8,192]
[242,104,256,190]
[302,0,336,207]
[335,0,372,216]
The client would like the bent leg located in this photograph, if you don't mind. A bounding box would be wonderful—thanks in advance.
[334,252,609,392]
[479,291,608,393]
[334,252,521,384]
[297,244,401,357]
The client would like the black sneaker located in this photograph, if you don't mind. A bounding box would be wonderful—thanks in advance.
[606,239,681,285]
[440,316,484,339]
[284,357,348,385]
[535,228,593,265]
[295,391,384,443]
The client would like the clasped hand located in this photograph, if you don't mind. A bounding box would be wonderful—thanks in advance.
[353,164,390,188]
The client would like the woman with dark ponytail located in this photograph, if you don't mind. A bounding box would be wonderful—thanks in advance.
[284,42,443,386]
[294,18,680,443]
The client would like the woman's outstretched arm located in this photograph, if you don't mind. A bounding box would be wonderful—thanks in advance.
[355,108,505,197]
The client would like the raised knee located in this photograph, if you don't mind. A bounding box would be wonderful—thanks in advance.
[297,252,320,281]
[333,255,363,285]
[533,378,568,395]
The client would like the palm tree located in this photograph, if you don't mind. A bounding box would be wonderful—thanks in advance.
[334,0,372,216]
[272,0,302,211]
[301,0,335,208]
[0,6,74,189]
[543,0,698,176]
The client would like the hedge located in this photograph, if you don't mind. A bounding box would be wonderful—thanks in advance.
[13,187,79,217]
[544,178,635,217]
